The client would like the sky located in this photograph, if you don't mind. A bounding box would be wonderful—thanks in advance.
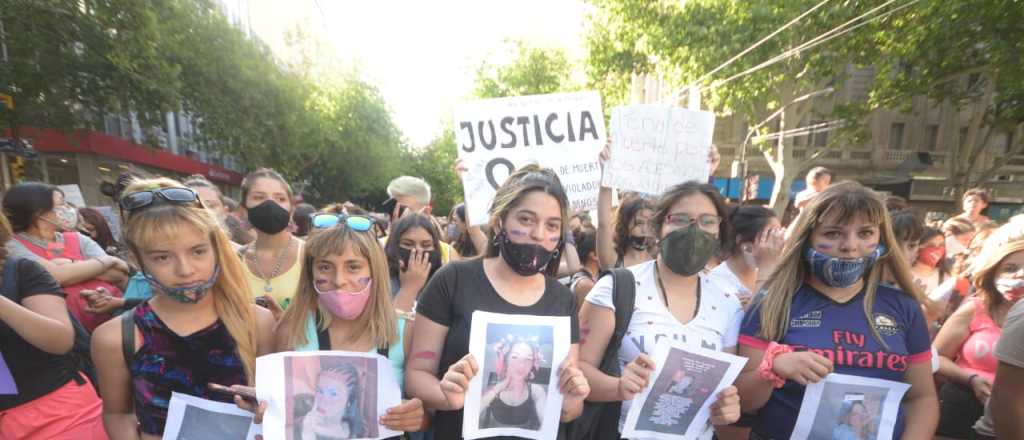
[238,0,592,148]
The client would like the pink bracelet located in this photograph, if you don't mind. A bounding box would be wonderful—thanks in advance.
[758,342,793,389]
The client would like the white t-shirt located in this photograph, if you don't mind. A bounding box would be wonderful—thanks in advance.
[706,262,752,304]
[585,260,744,440]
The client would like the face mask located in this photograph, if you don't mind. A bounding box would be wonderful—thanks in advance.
[917,245,946,268]
[55,206,78,230]
[659,224,719,276]
[398,247,443,275]
[316,278,372,320]
[247,200,290,234]
[497,230,558,276]
[628,235,650,251]
[145,264,220,304]
[804,244,886,288]
[995,278,1024,302]
[447,223,461,241]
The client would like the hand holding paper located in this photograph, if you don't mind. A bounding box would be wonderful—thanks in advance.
[708,386,741,426]
[619,353,657,400]
[774,351,834,385]
[558,359,590,405]
[441,353,479,411]
[380,398,426,432]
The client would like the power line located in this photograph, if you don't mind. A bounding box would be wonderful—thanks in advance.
[694,0,833,85]
[705,0,918,92]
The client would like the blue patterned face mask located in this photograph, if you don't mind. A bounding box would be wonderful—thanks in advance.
[804,244,886,288]
[144,264,220,304]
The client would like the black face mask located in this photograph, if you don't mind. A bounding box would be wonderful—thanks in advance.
[497,230,558,277]
[659,224,719,276]
[628,235,650,251]
[247,200,290,234]
[397,247,443,277]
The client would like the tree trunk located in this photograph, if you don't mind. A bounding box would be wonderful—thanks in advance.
[770,169,795,217]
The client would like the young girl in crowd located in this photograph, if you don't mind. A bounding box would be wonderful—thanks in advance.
[3,182,129,332]
[912,228,949,297]
[735,182,938,440]
[406,165,590,439]
[570,227,599,308]
[597,190,655,270]
[268,212,425,435]
[90,178,275,439]
[578,181,744,440]
[0,213,107,439]
[384,213,443,315]
[238,168,303,315]
[708,205,783,306]
[933,222,1024,439]
[449,203,478,257]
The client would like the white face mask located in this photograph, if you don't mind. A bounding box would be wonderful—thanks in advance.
[55,206,78,231]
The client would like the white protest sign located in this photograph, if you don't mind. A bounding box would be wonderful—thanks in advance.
[58,184,86,207]
[601,105,715,195]
[454,91,606,225]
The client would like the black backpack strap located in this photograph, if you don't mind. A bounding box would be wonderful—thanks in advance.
[121,308,136,368]
[377,346,389,358]
[602,268,637,375]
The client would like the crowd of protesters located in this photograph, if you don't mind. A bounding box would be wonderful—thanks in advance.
[1,144,1023,440]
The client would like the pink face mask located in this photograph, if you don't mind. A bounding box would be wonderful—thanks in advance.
[315,278,372,320]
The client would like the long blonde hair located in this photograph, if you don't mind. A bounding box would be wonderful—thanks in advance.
[278,222,397,350]
[122,178,259,383]
[970,222,1024,320]
[756,181,929,344]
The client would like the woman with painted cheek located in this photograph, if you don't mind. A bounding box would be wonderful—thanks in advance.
[248,215,425,436]
[89,179,275,440]
[238,168,303,315]
[933,223,1024,440]
[735,181,938,440]
[578,181,743,440]
[2,182,130,333]
[708,205,783,307]
[407,165,589,440]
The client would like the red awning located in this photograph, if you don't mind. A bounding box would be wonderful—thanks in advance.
[4,128,243,185]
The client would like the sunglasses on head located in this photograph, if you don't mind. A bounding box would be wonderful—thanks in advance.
[310,213,375,232]
[120,187,201,217]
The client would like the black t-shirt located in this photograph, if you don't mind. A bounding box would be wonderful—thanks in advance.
[416,258,580,440]
[0,258,76,410]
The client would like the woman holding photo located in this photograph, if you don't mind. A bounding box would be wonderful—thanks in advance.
[235,212,425,437]
[577,181,744,440]
[734,182,938,440]
[405,165,591,439]
[90,178,276,439]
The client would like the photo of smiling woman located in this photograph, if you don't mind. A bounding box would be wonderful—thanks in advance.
[90,178,275,440]
[478,330,552,430]
[406,164,590,440]
[734,181,938,440]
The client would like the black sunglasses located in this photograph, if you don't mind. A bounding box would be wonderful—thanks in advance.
[120,187,201,216]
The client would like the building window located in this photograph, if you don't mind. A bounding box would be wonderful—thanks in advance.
[812,121,829,148]
[926,124,939,151]
[889,122,905,150]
